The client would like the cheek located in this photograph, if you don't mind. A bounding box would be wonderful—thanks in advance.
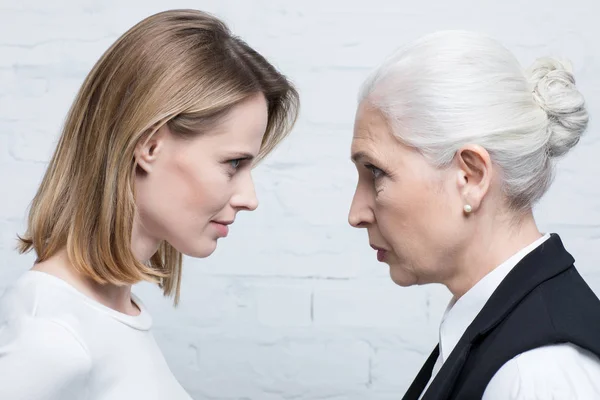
[375,178,426,229]
[146,159,229,226]
[175,164,231,217]
[375,176,448,250]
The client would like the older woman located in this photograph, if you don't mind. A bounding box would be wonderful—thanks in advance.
[348,31,600,399]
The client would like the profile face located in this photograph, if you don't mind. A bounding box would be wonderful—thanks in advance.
[134,93,268,258]
[348,102,466,286]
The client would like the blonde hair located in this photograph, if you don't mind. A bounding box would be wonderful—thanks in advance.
[18,9,299,304]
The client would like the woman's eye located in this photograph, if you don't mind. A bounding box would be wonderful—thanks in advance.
[229,159,242,169]
[365,164,384,179]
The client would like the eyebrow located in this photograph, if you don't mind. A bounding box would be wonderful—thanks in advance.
[351,151,370,164]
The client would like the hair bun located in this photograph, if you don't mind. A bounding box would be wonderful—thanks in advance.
[528,57,588,157]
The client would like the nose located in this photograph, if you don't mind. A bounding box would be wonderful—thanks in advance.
[230,171,259,212]
[348,183,375,228]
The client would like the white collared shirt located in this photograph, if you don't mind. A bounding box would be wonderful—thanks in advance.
[420,234,600,399]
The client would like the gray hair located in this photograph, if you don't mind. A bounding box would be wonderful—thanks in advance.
[360,30,588,211]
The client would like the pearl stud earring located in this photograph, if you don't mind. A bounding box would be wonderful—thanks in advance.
[463,204,473,214]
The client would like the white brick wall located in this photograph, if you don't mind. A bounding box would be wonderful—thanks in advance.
[1,0,598,398]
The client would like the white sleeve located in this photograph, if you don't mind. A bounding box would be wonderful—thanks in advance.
[0,316,92,400]
[483,343,600,400]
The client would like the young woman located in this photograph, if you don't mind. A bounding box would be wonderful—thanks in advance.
[0,9,299,399]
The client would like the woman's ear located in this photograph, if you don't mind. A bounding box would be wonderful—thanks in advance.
[134,125,168,174]
[455,144,493,213]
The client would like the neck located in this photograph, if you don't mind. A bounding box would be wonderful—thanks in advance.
[32,248,140,316]
[131,213,162,262]
[446,210,543,299]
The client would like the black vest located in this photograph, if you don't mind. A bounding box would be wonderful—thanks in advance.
[403,234,600,400]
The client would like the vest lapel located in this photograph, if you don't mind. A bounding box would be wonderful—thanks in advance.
[402,345,439,400]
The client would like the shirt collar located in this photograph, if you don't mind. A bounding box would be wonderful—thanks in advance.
[438,233,551,363]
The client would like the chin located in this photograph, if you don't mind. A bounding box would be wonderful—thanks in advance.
[186,248,216,258]
[389,267,418,287]
[173,238,218,259]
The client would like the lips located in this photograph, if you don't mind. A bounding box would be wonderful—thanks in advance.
[213,220,234,225]
[370,244,388,262]
[211,220,233,237]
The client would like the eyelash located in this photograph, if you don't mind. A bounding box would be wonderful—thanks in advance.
[225,158,247,176]
[365,163,385,180]
[229,159,243,169]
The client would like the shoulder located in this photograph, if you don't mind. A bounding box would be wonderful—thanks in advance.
[0,271,91,325]
[0,273,92,398]
[0,314,91,363]
[0,315,92,398]
[484,343,600,399]
[0,271,92,363]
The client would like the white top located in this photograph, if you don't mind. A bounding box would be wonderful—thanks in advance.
[0,271,192,400]
[420,234,600,399]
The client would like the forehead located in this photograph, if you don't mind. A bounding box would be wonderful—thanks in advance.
[199,94,268,149]
[220,94,268,135]
[351,103,396,152]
